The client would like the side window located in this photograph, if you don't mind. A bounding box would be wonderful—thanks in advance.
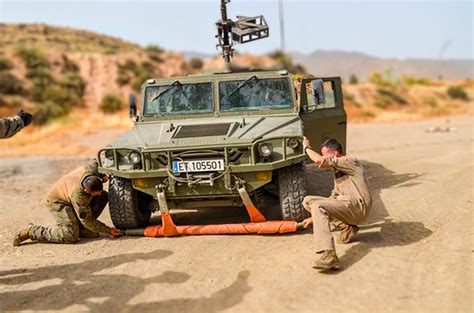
[305,80,337,110]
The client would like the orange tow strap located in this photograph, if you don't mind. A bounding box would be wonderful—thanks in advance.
[143,220,297,237]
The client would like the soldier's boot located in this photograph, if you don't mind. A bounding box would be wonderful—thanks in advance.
[336,223,359,244]
[13,225,32,246]
[313,250,340,270]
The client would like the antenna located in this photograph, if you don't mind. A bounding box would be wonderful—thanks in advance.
[215,0,269,62]
[279,0,286,54]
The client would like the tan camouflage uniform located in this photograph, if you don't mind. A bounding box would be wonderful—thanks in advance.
[303,156,372,252]
[28,161,112,243]
[0,116,24,139]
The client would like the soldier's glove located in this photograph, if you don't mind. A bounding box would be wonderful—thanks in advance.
[17,110,33,127]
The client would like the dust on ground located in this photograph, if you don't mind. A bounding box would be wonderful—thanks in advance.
[0,116,472,312]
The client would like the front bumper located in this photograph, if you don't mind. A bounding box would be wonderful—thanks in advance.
[98,136,306,198]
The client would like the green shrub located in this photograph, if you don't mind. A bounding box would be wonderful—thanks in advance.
[362,111,375,118]
[33,100,68,125]
[0,72,24,95]
[146,45,164,63]
[15,46,50,69]
[61,54,80,73]
[369,70,396,88]
[377,88,407,105]
[189,58,204,70]
[349,74,359,84]
[141,61,156,74]
[116,68,131,86]
[447,86,469,101]
[123,59,139,73]
[59,73,86,99]
[132,72,148,91]
[146,45,164,54]
[424,97,438,108]
[25,67,53,82]
[402,75,430,86]
[100,93,125,113]
[374,98,389,109]
[0,56,13,71]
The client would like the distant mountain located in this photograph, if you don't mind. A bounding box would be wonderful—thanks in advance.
[291,50,473,82]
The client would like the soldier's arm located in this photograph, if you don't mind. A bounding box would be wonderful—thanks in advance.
[71,189,112,235]
[305,146,324,165]
[319,156,356,175]
[0,116,24,139]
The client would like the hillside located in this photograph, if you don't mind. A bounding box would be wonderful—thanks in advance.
[0,23,190,119]
[292,50,473,82]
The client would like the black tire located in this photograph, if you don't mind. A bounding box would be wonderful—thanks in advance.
[109,177,151,229]
[277,162,309,222]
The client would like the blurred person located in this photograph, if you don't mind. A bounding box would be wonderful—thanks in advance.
[302,137,372,270]
[0,111,33,139]
[13,160,123,246]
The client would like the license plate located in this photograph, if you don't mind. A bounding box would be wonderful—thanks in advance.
[172,159,225,173]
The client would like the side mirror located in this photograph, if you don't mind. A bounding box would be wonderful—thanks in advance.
[129,94,137,118]
[311,79,326,105]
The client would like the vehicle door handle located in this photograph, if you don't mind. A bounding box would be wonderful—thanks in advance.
[337,121,347,125]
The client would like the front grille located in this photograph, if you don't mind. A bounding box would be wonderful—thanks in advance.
[173,123,231,138]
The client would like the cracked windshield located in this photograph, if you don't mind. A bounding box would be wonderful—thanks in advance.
[144,82,213,115]
[219,77,293,111]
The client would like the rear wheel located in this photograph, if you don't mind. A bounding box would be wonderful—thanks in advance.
[109,177,152,229]
[277,163,309,221]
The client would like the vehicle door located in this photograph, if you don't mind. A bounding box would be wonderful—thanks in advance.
[299,77,347,152]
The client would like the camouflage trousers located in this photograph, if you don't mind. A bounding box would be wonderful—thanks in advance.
[303,195,367,253]
[29,192,108,244]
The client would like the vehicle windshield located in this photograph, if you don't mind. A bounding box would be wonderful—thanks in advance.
[144,82,213,115]
[219,78,293,111]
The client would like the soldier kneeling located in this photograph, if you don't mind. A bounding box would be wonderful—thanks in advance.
[14,160,123,246]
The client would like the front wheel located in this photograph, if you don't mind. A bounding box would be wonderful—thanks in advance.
[277,163,309,222]
[108,177,152,229]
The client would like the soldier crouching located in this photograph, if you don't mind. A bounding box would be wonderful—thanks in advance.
[302,137,373,270]
[13,160,123,245]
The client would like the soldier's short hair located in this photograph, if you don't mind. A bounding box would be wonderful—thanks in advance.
[82,176,103,193]
[321,138,344,154]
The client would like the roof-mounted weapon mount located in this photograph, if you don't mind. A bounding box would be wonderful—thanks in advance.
[215,0,269,63]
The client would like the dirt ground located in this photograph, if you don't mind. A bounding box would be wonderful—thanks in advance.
[0,116,472,312]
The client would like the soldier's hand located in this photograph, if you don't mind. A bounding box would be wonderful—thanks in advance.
[302,136,310,149]
[110,228,124,237]
[302,217,313,229]
[17,110,33,127]
[101,174,110,183]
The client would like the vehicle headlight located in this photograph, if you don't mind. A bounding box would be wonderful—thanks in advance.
[258,142,273,157]
[128,151,141,165]
[287,138,300,149]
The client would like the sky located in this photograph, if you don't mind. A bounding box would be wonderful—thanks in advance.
[0,0,472,60]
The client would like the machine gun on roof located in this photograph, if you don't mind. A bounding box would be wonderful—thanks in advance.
[215,0,269,63]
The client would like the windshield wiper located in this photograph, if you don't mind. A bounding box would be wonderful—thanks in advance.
[228,75,259,98]
[151,80,182,102]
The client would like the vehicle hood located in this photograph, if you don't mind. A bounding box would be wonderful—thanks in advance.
[108,114,303,150]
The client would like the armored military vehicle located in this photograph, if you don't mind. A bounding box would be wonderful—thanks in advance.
[98,70,346,228]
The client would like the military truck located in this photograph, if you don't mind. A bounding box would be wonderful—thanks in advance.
[98,70,346,228]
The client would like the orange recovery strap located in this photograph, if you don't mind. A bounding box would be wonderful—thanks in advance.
[126,220,298,237]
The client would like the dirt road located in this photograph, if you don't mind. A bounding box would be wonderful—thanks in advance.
[0,116,472,312]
